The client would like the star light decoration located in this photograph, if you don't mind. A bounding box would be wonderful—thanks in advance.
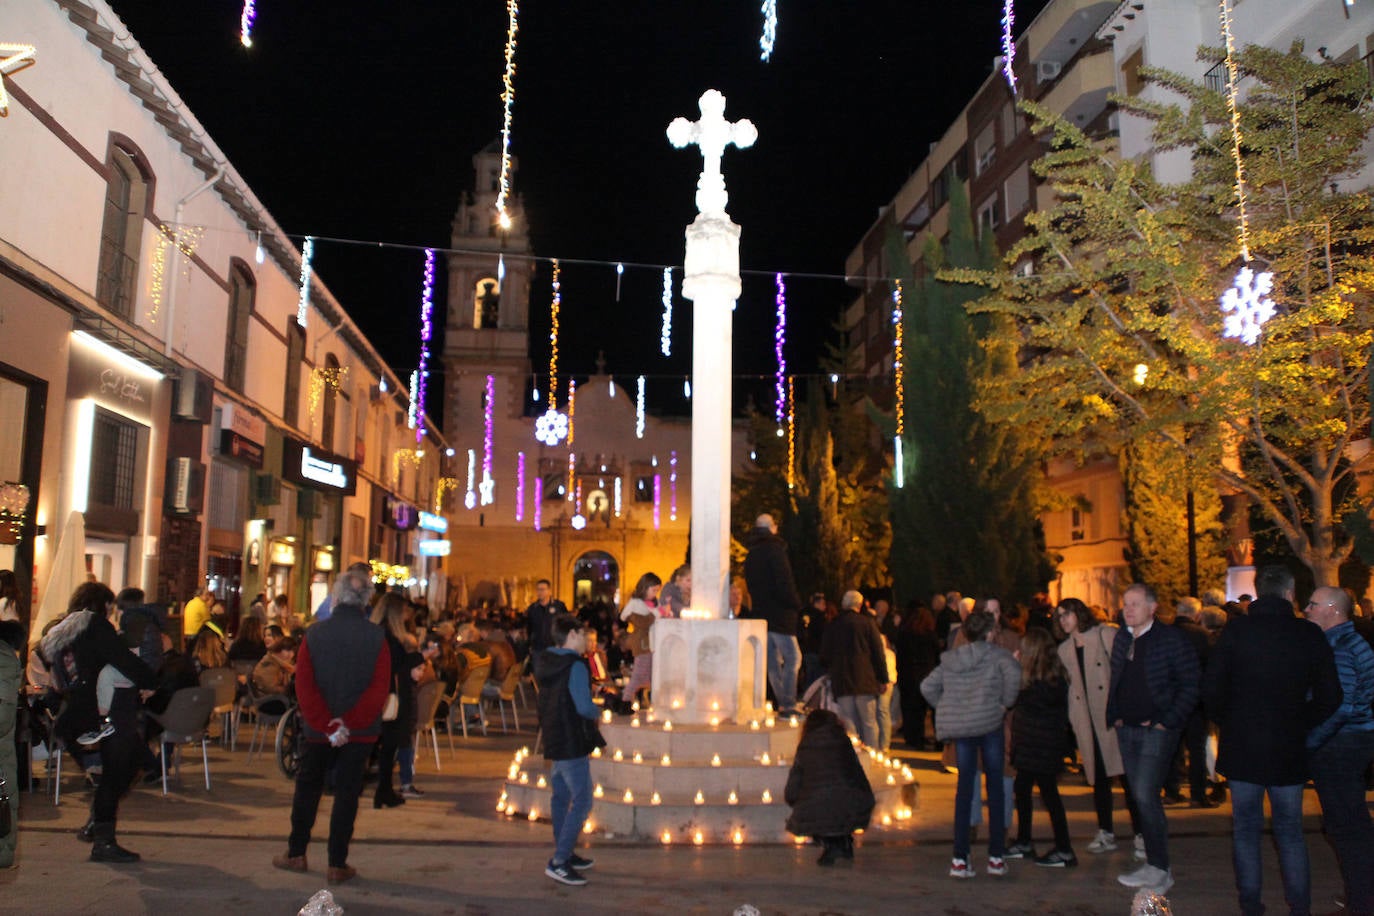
[494,0,519,230]
[760,0,778,61]
[1220,266,1276,345]
[534,259,568,446]
[0,42,37,117]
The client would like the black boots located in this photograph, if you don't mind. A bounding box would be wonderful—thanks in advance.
[816,835,855,867]
[77,818,96,843]
[89,821,140,863]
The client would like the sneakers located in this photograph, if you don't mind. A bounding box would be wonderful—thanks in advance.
[566,852,595,870]
[399,784,424,799]
[1133,833,1147,861]
[546,860,588,886]
[1035,849,1078,868]
[1003,841,1034,860]
[77,717,115,747]
[1119,863,1173,892]
[986,856,1007,877]
[948,857,975,879]
[1087,829,1118,854]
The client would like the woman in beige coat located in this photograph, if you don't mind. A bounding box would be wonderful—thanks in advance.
[1055,597,1141,856]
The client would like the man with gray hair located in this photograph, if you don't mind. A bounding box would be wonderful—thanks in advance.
[820,589,888,747]
[744,513,804,714]
[274,562,390,884]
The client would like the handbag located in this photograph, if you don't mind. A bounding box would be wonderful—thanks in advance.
[382,692,399,722]
[0,767,12,839]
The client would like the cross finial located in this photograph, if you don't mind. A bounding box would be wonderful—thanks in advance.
[667,90,757,217]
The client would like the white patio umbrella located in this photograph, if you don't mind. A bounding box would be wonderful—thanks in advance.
[29,510,88,647]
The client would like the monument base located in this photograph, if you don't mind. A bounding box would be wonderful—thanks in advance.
[649,618,767,725]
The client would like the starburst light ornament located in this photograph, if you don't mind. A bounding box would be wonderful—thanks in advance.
[0,43,37,117]
[535,408,568,446]
[1220,266,1275,346]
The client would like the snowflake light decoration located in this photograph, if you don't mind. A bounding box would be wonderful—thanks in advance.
[1220,266,1275,345]
[535,408,569,446]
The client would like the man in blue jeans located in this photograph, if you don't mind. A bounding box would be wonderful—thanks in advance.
[534,614,606,886]
[1203,566,1340,916]
[1107,583,1200,895]
[743,514,804,714]
[1305,585,1374,916]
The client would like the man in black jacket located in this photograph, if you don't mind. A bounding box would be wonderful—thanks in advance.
[1107,582,1200,896]
[40,582,156,864]
[820,590,888,748]
[744,514,803,714]
[1203,566,1340,916]
[535,614,605,886]
[524,579,567,655]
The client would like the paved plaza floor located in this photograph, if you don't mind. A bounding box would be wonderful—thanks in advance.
[0,722,1361,915]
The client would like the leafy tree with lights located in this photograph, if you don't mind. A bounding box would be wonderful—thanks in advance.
[951,46,1374,588]
[880,182,1056,606]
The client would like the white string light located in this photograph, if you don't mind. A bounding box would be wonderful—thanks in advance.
[240,1,257,47]
[760,0,778,61]
[1001,0,1017,95]
[415,248,435,444]
[636,375,646,439]
[494,0,519,230]
[464,449,477,510]
[0,43,37,117]
[661,267,674,356]
[295,235,314,327]
[481,374,495,505]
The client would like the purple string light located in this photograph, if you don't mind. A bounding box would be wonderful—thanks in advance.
[415,248,435,444]
[533,476,543,531]
[653,474,662,530]
[1001,0,1017,95]
[240,1,257,47]
[669,451,678,521]
[774,273,787,433]
[515,451,526,521]
[481,374,495,504]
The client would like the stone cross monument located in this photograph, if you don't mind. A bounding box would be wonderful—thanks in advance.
[651,90,767,725]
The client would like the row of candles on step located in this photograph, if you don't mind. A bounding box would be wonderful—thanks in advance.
[601,708,800,730]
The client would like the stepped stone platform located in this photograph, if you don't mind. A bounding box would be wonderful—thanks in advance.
[499,713,919,845]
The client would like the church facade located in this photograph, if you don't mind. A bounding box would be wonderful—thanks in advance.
[440,147,746,611]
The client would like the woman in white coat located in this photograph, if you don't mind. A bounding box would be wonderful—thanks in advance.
[1055,597,1142,856]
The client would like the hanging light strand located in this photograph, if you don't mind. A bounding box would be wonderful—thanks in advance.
[892,280,906,489]
[661,267,674,356]
[240,1,257,47]
[481,374,496,505]
[1218,0,1250,261]
[774,272,787,432]
[495,0,519,230]
[1001,0,1017,95]
[760,0,778,61]
[415,248,436,444]
[295,236,314,327]
[636,376,646,439]
[548,259,561,408]
[786,375,796,491]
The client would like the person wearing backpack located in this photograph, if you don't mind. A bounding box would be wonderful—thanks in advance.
[38,582,156,863]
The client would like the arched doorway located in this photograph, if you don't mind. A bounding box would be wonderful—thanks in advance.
[572,550,619,610]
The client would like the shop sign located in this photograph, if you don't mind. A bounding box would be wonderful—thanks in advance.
[68,333,159,425]
[418,510,447,533]
[417,539,450,557]
[386,496,418,530]
[269,540,297,566]
[219,430,265,468]
[282,438,357,495]
[221,403,267,442]
[314,548,335,571]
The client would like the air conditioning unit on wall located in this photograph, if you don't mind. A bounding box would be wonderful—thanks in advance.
[166,457,205,514]
[173,369,213,423]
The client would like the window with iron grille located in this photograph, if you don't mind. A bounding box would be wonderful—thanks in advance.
[90,408,138,510]
[95,147,148,319]
[224,263,254,392]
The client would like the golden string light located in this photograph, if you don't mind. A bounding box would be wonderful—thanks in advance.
[567,378,576,445]
[308,365,348,419]
[391,447,422,484]
[147,224,205,322]
[1218,0,1250,261]
[494,0,519,230]
[548,258,560,407]
[434,476,460,513]
[786,374,796,491]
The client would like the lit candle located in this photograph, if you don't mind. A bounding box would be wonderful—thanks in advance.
[901,767,913,780]
[496,800,506,813]
[623,788,634,803]
[663,720,673,732]
[583,821,595,834]
[632,751,643,764]
[789,716,799,728]
[765,702,773,713]
[650,791,661,805]
[631,718,641,728]
[536,775,547,788]
[520,745,529,757]
[732,828,744,845]
[645,712,656,723]
[602,709,613,724]
[593,784,604,798]
[886,774,896,785]
[761,789,772,803]
[508,764,519,778]
[518,772,529,784]
[709,716,721,727]
[760,752,771,766]
[749,720,760,731]
[692,829,704,845]
[591,747,601,758]
[613,749,623,761]
[661,830,673,844]
[711,753,722,767]
[793,833,807,845]
[670,699,683,710]
[882,814,892,826]
[711,700,720,711]
[661,754,672,766]
[694,790,705,804]
[631,701,640,712]
[727,790,738,805]
[764,717,775,728]
[527,810,538,821]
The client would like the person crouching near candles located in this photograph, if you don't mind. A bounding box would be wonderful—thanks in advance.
[784,707,876,866]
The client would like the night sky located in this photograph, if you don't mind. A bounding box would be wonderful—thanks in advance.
[104,0,1049,419]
